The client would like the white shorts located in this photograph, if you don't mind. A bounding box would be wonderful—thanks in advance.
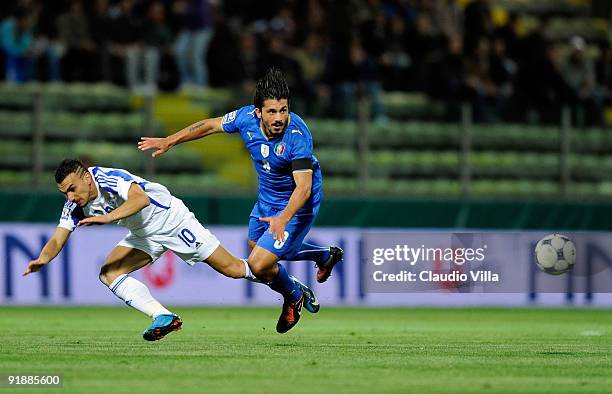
[117,200,220,266]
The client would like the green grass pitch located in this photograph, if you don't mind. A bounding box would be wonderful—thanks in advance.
[1,307,611,393]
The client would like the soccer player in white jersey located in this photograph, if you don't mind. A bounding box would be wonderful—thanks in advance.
[22,159,318,340]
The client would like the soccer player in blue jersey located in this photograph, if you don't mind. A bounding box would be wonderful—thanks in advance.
[139,68,343,333]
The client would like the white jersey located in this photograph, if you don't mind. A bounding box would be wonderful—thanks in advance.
[58,167,178,237]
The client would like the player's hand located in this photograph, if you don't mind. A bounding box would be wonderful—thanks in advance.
[138,137,170,157]
[77,215,112,226]
[259,216,289,242]
[22,258,47,276]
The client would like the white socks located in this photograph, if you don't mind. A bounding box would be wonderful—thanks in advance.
[242,259,261,283]
[109,261,260,317]
[108,274,172,318]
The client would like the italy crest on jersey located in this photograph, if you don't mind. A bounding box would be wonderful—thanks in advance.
[261,144,269,158]
[274,143,286,157]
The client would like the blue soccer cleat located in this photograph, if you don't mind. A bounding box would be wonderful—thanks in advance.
[142,314,182,341]
[290,275,320,313]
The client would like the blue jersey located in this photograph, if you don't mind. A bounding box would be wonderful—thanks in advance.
[221,105,323,216]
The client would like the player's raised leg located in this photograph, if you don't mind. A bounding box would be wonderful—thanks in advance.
[247,238,319,313]
[204,244,259,282]
[99,246,182,341]
[190,240,320,315]
[288,242,344,283]
[249,246,304,333]
[291,242,330,264]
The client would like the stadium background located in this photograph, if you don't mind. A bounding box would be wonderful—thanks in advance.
[1,0,611,306]
[1,1,612,393]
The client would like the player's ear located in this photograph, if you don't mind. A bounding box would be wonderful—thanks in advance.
[254,107,261,119]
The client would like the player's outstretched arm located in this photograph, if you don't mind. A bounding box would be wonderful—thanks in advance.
[138,116,225,157]
[23,227,71,276]
[77,184,150,226]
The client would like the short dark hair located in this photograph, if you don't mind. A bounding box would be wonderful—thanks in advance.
[253,68,290,109]
[55,159,87,183]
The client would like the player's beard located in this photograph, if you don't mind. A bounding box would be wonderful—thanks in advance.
[264,119,287,137]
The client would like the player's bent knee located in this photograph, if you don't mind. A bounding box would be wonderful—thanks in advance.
[99,263,122,286]
[248,259,276,281]
[98,270,113,287]
[248,246,280,281]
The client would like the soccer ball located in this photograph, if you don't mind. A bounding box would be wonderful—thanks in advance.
[534,234,576,275]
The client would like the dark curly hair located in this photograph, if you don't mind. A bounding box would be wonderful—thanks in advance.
[253,67,290,109]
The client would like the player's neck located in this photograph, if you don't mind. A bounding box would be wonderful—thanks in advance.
[260,121,284,140]
[89,183,98,201]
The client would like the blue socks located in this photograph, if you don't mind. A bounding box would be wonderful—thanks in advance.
[289,242,331,264]
[268,263,302,303]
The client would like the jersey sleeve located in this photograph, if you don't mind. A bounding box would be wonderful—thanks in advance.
[115,177,133,200]
[58,200,84,232]
[221,106,250,134]
[91,169,135,200]
[288,129,314,162]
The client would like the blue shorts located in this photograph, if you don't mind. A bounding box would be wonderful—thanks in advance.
[248,201,319,260]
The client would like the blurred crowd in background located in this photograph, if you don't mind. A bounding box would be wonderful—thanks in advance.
[0,0,611,124]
